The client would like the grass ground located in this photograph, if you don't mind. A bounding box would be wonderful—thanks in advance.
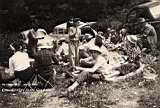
[0,53,160,108]
[0,74,159,108]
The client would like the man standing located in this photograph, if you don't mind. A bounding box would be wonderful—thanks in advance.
[137,18,157,53]
[68,18,81,67]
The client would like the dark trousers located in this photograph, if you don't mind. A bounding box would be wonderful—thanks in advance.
[77,71,103,84]
[15,67,33,83]
[115,62,139,75]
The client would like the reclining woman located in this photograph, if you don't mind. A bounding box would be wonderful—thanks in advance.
[8,40,34,84]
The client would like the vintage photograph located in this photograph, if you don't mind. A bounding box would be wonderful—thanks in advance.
[0,0,160,108]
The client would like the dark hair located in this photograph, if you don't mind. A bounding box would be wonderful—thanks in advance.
[18,33,25,40]
[74,18,81,22]
[11,40,23,51]
[28,30,38,46]
[95,36,103,47]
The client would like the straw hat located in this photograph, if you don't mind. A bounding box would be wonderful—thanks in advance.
[37,44,53,49]
[36,28,47,39]
[37,38,53,49]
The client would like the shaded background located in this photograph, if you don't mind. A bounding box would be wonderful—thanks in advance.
[0,0,150,33]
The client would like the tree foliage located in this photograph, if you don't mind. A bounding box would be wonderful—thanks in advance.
[0,0,150,32]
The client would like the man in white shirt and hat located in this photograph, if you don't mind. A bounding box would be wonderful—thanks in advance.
[62,46,119,94]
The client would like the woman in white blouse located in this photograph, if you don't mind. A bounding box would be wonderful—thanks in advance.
[9,41,33,83]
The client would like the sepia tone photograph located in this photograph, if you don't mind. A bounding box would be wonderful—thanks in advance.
[0,0,160,108]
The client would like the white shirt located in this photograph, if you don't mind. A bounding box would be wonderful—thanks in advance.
[82,55,112,75]
[9,51,31,74]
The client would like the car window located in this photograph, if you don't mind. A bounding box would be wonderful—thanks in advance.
[149,4,160,19]
[53,29,68,34]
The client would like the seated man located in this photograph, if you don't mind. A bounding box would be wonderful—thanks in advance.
[63,46,119,93]
[82,31,109,62]
[34,41,58,87]
[136,18,157,53]
[79,32,109,68]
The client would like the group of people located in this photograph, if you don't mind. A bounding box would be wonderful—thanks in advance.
[4,28,57,86]
[61,17,158,94]
[1,17,158,92]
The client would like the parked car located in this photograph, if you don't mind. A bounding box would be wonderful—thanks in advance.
[49,21,97,41]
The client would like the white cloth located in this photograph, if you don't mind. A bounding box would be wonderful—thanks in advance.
[83,38,95,49]
[56,42,69,56]
[100,45,109,61]
[9,51,31,74]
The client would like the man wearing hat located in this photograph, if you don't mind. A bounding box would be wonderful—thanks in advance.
[81,31,109,62]
[62,46,118,93]
[137,17,157,52]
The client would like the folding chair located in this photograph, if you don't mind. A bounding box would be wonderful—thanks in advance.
[34,68,56,89]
